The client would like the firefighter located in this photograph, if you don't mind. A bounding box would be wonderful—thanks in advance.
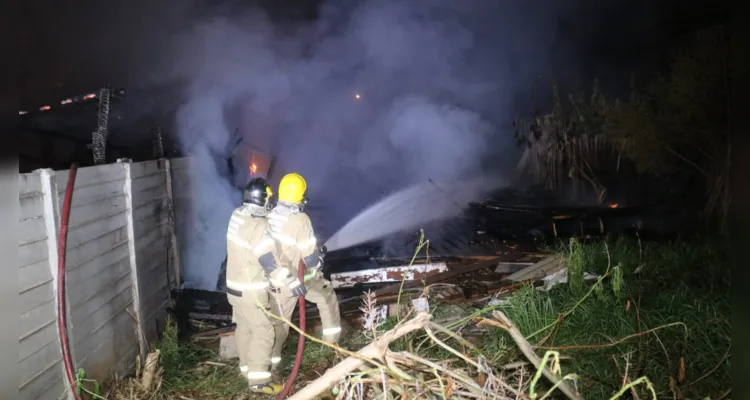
[225,177,284,395]
[266,172,342,370]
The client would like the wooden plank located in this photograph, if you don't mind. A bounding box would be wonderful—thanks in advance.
[494,262,535,274]
[374,253,526,297]
[502,255,565,283]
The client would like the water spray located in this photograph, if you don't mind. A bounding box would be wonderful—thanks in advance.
[323,177,505,252]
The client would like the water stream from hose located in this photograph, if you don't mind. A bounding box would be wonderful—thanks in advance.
[323,177,505,252]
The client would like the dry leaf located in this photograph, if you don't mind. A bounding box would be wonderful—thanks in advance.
[669,376,684,400]
[678,357,686,382]
[473,317,506,329]
[476,372,487,387]
[445,376,456,399]
[625,300,631,312]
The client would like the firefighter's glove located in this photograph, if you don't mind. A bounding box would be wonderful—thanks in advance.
[287,278,307,297]
[268,267,292,289]
[309,256,324,272]
[269,267,307,297]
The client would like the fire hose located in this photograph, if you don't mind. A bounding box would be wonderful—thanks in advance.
[277,260,307,400]
[58,164,83,400]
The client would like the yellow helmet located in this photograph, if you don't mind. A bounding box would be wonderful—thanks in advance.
[278,172,307,204]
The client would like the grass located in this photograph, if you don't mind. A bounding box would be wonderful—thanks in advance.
[151,319,249,399]
[123,236,729,399]
[477,237,731,399]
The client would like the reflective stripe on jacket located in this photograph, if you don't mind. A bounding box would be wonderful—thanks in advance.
[267,203,319,274]
[226,205,275,293]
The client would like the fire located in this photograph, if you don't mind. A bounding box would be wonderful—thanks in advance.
[39,105,51,111]
[609,203,619,209]
[84,93,96,99]
[249,162,258,175]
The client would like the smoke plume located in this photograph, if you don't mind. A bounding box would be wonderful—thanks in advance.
[158,0,575,289]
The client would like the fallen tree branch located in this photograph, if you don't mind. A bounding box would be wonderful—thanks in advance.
[479,311,584,400]
[287,312,432,400]
[389,350,520,398]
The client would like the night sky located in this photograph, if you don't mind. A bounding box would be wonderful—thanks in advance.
[20,0,728,113]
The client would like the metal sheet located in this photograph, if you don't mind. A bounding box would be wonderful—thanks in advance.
[330,262,449,289]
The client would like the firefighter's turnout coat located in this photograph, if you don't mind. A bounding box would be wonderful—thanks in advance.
[225,203,278,385]
[266,201,342,368]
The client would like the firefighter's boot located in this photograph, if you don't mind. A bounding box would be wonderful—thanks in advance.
[249,382,283,395]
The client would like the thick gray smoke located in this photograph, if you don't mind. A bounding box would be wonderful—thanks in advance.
[159,0,575,289]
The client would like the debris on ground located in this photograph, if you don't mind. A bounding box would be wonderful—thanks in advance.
[104,236,729,400]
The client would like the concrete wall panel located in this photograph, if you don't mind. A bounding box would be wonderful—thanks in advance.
[15,161,180,398]
[17,171,67,400]
[130,160,177,344]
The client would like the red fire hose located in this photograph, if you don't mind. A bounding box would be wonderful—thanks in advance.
[57,164,82,400]
[277,261,307,400]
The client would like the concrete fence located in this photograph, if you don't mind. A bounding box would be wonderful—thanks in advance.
[18,159,181,400]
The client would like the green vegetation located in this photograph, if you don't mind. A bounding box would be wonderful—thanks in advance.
[109,237,729,400]
[514,25,731,232]
[280,237,730,399]
[488,237,731,399]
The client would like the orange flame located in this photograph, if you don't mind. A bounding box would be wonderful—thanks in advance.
[39,105,51,111]
[249,162,258,175]
[609,203,619,209]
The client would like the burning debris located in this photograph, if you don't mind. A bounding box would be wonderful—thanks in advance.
[329,262,449,289]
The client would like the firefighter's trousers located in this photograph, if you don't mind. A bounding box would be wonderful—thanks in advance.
[227,287,275,386]
[269,270,342,370]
